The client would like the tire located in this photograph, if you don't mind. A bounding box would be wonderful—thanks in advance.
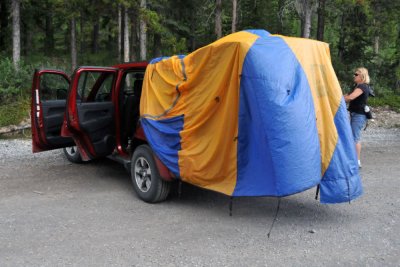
[63,146,83,163]
[131,145,171,203]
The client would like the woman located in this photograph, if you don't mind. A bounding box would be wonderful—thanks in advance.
[344,67,371,168]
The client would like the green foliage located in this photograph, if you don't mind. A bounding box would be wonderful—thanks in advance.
[161,36,187,55]
[0,0,399,127]
[0,97,30,127]
[369,92,400,112]
[0,58,34,101]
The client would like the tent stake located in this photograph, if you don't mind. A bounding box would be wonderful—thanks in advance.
[267,198,281,238]
[315,184,320,200]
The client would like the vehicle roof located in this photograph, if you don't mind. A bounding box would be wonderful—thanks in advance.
[112,61,148,70]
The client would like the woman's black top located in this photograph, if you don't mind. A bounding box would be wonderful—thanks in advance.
[348,83,369,114]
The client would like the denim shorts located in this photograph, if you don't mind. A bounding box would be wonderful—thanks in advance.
[350,112,367,143]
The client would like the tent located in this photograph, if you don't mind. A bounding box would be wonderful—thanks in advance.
[139,29,362,204]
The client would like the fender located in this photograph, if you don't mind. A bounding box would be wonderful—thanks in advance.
[153,153,175,182]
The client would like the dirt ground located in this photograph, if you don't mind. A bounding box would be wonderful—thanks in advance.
[0,126,399,266]
[367,106,400,129]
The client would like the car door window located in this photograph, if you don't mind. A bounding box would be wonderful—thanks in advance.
[77,72,98,101]
[95,74,114,102]
[39,73,69,101]
[77,71,115,102]
[122,72,144,96]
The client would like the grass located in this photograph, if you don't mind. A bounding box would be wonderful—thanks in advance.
[369,93,400,112]
[0,97,30,127]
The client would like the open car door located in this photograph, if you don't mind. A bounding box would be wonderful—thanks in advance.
[62,67,118,161]
[31,69,75,152]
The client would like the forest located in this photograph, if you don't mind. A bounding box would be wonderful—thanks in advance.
[0,0,399,126]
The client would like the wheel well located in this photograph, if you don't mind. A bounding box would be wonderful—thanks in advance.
[129,138,148,156]
[131,143,174,182]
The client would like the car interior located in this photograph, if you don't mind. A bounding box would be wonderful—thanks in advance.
[120,71,144,151]
[39,73,74,148]
[38,69,145,157]
[75,71,115,157]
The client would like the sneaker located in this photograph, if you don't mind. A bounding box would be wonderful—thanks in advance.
[358,160,362,168]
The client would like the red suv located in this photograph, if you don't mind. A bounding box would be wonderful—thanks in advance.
[31,62,173,203]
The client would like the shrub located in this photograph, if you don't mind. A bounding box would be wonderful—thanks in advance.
[369,92,400,112]
[0,58,34,102]
[0,97,30,127]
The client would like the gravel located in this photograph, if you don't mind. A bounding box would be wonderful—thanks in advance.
[0,127,399,266]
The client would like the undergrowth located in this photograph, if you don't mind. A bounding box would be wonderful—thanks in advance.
[369,92,400,112]
[0,97,30,127]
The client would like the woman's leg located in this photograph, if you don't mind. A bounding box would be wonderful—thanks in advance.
[350,113,367,167]
[356,142,361,160]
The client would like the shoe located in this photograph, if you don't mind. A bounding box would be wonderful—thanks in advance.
[358,160,362,168]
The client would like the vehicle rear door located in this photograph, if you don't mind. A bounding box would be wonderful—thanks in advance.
[31,69,74,152]
[64,67,118,160]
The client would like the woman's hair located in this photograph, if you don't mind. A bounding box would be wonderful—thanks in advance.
[355,67,370,84]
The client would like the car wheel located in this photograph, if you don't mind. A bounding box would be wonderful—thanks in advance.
[131,145,171,203]
[63,146,83,163]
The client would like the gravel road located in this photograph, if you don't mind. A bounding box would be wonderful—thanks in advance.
[1,128,399,266]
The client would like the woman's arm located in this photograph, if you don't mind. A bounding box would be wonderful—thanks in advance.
[344,88,363,103]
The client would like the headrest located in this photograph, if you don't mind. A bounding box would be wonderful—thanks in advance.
[135,73,144,80]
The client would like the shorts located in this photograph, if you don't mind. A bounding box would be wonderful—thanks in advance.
[350,112,367,143]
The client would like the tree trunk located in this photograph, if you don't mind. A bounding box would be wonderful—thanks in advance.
[153,33,161,58]
[373,19,379,55]
[107,21,112,52]
[71,18,77,71]
[302,5,312,38]
[22,20,29,57]
[118,4,122,62]
[123,7,130,62]
[0,0,9,51]
[338,12,345,61]
[45,15,54,53]
[11,0,20,70]
[277,0,285,34]
[231,0,237,33]
[295,0,314,39]
[139,0,147,61]
[316,0,325,41]
[300,18,305,37]
[215,0,222,39]
[92,18,99,54]
[130,16,137,61]
[374,36,379,55]
[80,10,84,57]
[45,1,54,54]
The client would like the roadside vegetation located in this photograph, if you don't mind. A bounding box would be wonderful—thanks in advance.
[0,96,29,127]
[0,0,399,127]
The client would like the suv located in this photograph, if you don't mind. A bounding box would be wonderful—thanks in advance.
[31,62,173,203]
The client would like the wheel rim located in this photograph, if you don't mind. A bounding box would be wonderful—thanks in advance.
[66,146,78,157]
[134,157,152,193]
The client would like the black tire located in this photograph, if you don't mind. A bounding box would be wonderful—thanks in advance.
[63,146,83,163]
[131,145,171,203]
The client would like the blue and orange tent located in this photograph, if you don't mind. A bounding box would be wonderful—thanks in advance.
[139,29,363,204]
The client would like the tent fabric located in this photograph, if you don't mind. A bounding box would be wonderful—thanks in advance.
[140,29,363,204]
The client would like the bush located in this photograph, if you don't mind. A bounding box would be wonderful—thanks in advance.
[369,92,400,112]
[0,97,30,127]
[0,58,34,102]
